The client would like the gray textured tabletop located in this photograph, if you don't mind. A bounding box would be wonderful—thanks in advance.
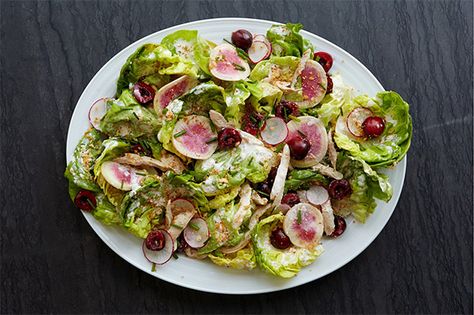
[1,0,472,314]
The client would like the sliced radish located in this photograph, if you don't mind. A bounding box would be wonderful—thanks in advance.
[346,107,373,138]
[170,198,195,214]
[253,34,267,42]
[88,98,109,131]
[142,230,174,265]
[172,115,218,160]
[153,75,198,115]
[306,185,329,206]
[294,60,327,109]
[248,40,271,64]
[183,217,210,248]
[209,43,250,81]
[167,198,197,240]
[283,203,324,248]
[260,117,288,145]
[100,161,143,191]
[286,116,328,168]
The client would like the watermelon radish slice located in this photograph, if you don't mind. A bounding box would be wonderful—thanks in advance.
[100,161,144,191]
[172,115,218,160]
[346,107,373,138]
[306,185,329,206]
[142,230,174,265]
[248,40,271,64]
[260,117,288,145]
[153,75,198,115]
[286,116,328,168]
[88,98,109,131]
[283,203,324,248]
[183,217,210,248]
[209,43,250,81]
[295,60,328,109]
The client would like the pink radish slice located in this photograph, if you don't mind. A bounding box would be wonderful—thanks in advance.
[306,185,329,206]
[260,117,288,145]
[172,115,218,160]
[183,217,210,248]
[248,40,271,63]
[294,60,327,109]
[142,230,174,265]
[153,75,198,115]
[209,43,250,81]
[283,203,324,248]
[170,198,195,213]
[88,98,109,131]
[100,161,143,191]
[346,107,373,138]
[286,116,328,168]
[253,34,267,42]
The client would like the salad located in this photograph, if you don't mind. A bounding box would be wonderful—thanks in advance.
[65,23,412,278]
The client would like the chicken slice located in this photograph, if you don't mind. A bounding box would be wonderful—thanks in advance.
[114,152,185,174]
[312,163,343,180]
[321,199,335,236]
[271,144,291,208]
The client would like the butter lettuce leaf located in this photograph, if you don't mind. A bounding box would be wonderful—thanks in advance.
[209,246,256,270]
[266,23,313,57]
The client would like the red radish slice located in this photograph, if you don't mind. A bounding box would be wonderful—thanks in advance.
[286,116,328,168]
[253,34,267,42]
[100,161,143,191]
[294,60,327,109]
[306,185,329,206]
[142,230,174,265]
[209,43,250,81]
[172,115,218,160]
[248,41,271,63]
[283,203,324,248]
[88,98,109,131]
[346,107,373,138]
[183,217,210,248]
[260,117,288,145]
[153,75,198,115]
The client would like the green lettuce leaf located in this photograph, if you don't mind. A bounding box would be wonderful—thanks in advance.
[64,128,104,194]
[208,246,256,270]
[208,186,240,209]
[252,214,323,278]
[180,82,227,116]
[93,138,131,178]
[92,193,122,225]
[334,91,412,167]
[166,172,209,212]
[284,169,329,192]
[266,23,313,57]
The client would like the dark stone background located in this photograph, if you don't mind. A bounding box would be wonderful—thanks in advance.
[1,0,472,314]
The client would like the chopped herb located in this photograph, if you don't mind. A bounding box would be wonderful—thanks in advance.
[256,190,269,197]
[162,108,168,115]
[248,156,254,165]
[210,121,217,132]
[289,115,301,122]
[297,209,302,224]
[223,39,250,61]
[283,106,289,120]
[250,115,257,124]
[136,172,147,176]
[258,118,265,129]
[274,143,285,153]
[151,263,156,272]
[172,252,179,259]
[133,112,140,120]
[206,137,217,144]
[171,223,183,229]
[232,63,246,71]
[315,55,321,62]
[86,198,96,210]
[120,181,124,190]
[174,130,187,138]
[318,83,326,89]
[297,130,306,137]
[189,222,200,231]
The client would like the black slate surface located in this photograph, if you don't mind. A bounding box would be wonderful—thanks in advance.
[1,0,472,314]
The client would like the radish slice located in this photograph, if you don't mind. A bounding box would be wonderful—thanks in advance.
[306,185,329,206]
[286,116,328,168]
[88,98,109,131]
[260,117,288,145]
[100,161,143,191]
[248,40,271,63]
[283,203,324,248]
[167,198,197,240]
[170,198,195,214]
[142,230,174,265]
[346,107,373,138]
[183,217,210,248]
[153,75,198,115]
[209,43,250,81]
[253,34,267,42]
[294,60,327,108]
[172,115,218,160]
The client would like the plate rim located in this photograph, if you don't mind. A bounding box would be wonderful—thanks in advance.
[66,17,407,294]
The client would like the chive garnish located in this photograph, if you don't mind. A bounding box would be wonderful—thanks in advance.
[258,118,265,129]
[297,130,306,137]
[133,112,140,120]
[289,115,301,122]
[256,190,269,197]
[172,252,179,259]
[120,181,124,190]
[136,172,147,176]
[315,55,321,62]
[174,130,187,138]
[250,115,257,123]
[151,263,156,272]
[223,39,250,61]
[206,137,217,144]
[248,156,254,164]
[232,63,246,71]
[318,82,326,89]
[86,198,96,210]
[189,222,200,231]
[297,209,302,224]
[171,223,183,229]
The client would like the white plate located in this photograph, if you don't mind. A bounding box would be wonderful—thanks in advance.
[66,18,406,294]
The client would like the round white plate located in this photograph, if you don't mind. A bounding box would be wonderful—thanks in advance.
[66,18,406,294]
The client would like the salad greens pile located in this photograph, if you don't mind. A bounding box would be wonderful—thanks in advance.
[66,23,412,278]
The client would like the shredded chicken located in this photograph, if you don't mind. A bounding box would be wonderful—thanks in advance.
[209,110,233,129]
[321,200,335,235]
[251,191,268,206]
[164,200,173,230]
[271,145,290,208]
[327,129,338,169]
[114,152,186,174]
[290,49,311,88]
[232,184,252,229]
[167,209,196,240]
[312,163,343,180]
